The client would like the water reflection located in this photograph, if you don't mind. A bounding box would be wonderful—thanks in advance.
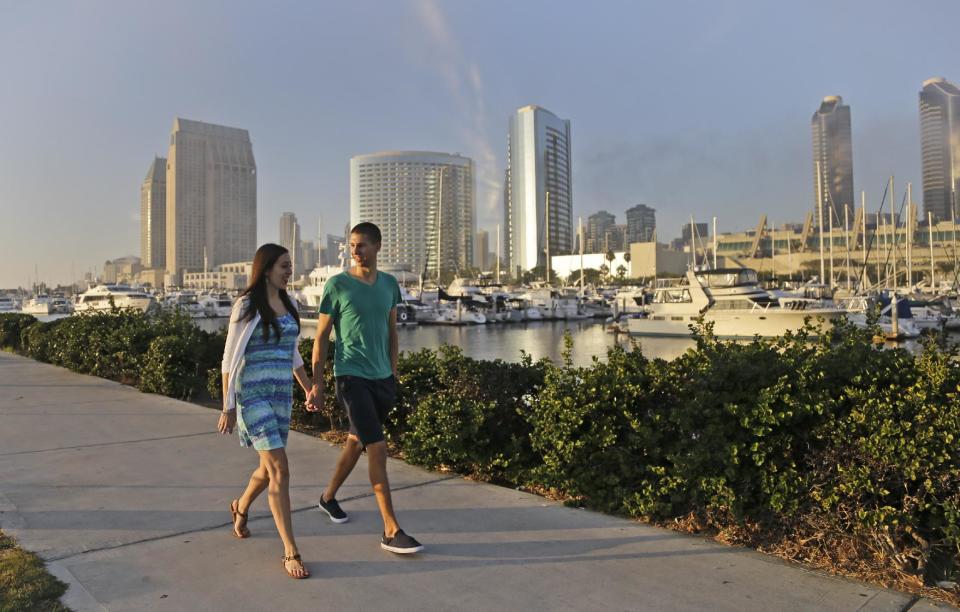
[39,314,958,368]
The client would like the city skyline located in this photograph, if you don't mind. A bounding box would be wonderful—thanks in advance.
[2,1,959,287]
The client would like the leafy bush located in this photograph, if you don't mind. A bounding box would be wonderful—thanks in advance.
[399,345,547,482]
[1,310,221,400]
[0,314,37,352]
[139,335,204,399]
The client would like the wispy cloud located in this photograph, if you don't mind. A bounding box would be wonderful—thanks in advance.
[413,0,501,227]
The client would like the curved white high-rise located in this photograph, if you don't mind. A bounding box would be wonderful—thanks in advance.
[920,78,960,221]
[350,151,475,276]
[504,105,573,275]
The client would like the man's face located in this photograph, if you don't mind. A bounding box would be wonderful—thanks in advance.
[350,232,380,267]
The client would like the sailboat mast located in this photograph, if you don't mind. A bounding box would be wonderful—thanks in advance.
[436,167,443,284]
[545,191,551,284]
[890,176,896,292]
[578,216,584,296]
[844,204,851,291]
[816,161,826,283]
[712,216,717,270]
[689,215,696,269]
[929,212,935,289]
[862,192,868,285]
[906,183,913,287]
[496,223,501,285]
[828,211,834,288]
[771,219,776,279]
[291,223,297,288]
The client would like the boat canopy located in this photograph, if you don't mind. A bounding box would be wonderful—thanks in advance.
[695,269,758,288]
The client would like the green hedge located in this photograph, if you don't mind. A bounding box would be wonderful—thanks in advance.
[6,310,223,400]
[2,312,959,587]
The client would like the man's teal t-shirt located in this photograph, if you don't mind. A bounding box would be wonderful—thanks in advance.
[318,271,400,379]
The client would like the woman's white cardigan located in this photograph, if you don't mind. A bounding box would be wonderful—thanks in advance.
[221,297,304,412]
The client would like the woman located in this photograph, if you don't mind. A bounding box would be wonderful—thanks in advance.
[218,243,312,579]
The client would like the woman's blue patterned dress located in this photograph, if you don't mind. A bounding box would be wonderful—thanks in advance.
[236,312,298,450]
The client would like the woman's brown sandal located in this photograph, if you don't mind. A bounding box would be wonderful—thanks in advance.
[230,499,250,539]
[282,553,309,579]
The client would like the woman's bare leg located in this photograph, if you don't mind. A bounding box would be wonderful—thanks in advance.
[237,458,269,516]
[260,448,308,577]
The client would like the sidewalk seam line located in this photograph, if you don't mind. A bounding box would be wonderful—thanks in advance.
[45,474,460,563]
[0,431,215,456]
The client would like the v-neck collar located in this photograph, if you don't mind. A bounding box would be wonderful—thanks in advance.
[345,270,379,287]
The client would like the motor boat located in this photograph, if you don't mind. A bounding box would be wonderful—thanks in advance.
[628,268,846,338]
[0,295,20,313]
[162,291,206,317]
[199,293,234,318]
[76,285,158,313]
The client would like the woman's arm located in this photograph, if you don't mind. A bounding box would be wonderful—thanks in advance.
[293,366,311,394]
[220,299,246,412]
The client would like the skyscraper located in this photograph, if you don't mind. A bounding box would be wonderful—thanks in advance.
[350,151,475,277]
[504,105,573,275]
[140,157,166,270]
[279,212,301,274]
[474,229,490,271]
[165,118,256,281]
[586,211,615,253]
[919,77,960,221]
[811,96,854,223]
[625,204,656,244]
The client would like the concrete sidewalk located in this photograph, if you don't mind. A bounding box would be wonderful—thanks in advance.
[0,351,950,611]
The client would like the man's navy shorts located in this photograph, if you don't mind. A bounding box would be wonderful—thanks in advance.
[335,374,397,446]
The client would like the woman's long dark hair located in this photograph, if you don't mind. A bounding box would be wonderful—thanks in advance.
[240,243,301,341]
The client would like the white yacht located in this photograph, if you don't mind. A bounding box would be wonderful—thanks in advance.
[76,285,157,313]
[0,295,20,313]
[519,287,585,320]
[21,295,74,316]
[628,268,845,338]
[162,291,206,317]
[199,293,235,318]
[299,265,347,321]
[21,295,52,315]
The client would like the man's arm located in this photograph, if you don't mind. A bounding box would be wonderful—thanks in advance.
[307,313,335,411]
[388,306,398,377]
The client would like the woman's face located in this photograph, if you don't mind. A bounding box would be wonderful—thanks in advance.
[266,253,292,290]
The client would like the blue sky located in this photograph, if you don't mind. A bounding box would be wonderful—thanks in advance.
[1,0,958,287]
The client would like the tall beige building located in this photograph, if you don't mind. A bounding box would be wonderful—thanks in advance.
[140,157,166,269]
[165,118,256,281]
[279,212,302,275]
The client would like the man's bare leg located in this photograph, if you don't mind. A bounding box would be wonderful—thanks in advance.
[366,440,400,537]
[323,434,363,503]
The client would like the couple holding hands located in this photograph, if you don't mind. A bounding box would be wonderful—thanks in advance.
[217,222,422,579]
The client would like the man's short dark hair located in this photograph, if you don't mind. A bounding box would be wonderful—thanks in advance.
[351,222,381,244]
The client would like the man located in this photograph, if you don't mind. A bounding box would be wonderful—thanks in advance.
[305,222,423,554]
